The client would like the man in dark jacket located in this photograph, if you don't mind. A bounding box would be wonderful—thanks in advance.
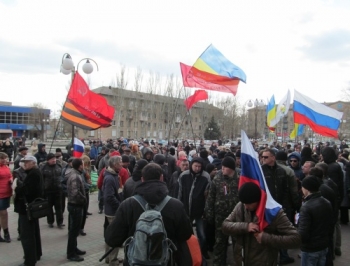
[105,163,193,265]
[14,155,44,266]
[288,152,305,181]
[40,153,64,228]
[123,160,148,200]
[142,147,153,163]
[103,155,123,265]
[178,157,211,259]
[34,143,47,165]
[66,158,87,262]
[298,176,333,266]
[168,158,189,198]
[261,148,295,264]
[321,146,344,256]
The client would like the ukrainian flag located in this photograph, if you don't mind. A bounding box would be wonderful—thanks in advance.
[266,95,276,132]
[290,123,305,139]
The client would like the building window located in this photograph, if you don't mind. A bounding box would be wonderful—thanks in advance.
[112,120,116,126]
[153,123,157,128]
[153,113,156,119]
[128,121,131,127]
[112,130,117,137]
[195,117,198,122]
[120,121,124,127]
[90,131,95,137]
[120,131,124,137]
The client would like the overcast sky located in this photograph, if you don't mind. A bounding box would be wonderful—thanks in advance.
[1,0,350,116]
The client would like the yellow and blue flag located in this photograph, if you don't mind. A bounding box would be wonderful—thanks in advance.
[266,95,276,132]
[290,123,305,139]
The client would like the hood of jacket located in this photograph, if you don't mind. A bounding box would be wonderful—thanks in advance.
[321,147,337,164]
[37,143,46,154]
[134,180,168,205]
[142,147,154,161]
[190,157,204,176]
[287,152,301,168]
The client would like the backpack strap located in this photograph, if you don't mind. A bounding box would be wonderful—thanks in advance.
[133,195,171,212]
[154,195,171,212]
[133,194,147,211]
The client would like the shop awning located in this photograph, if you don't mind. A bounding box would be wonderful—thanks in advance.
[0,129,13,134]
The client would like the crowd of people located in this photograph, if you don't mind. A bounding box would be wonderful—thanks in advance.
[0,136,349,266]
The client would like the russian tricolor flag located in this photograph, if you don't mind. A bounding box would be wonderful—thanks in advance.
[73,137,84,158]
[293,90,343,138]
[239,130,281,231]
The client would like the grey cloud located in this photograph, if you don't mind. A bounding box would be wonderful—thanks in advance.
[299,29,350,62]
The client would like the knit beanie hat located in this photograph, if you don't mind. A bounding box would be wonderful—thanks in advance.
[221,157,236,170]
[301,176,321,192]
[235,150,241,158]
[238,182,261,204]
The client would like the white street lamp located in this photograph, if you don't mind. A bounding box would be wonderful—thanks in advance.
[59,53,99,149]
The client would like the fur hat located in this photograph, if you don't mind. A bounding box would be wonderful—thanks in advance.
[238,182,261,204]
[221,157,236,170]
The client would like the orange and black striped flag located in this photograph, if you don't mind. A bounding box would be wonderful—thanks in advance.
[61,72,115,130]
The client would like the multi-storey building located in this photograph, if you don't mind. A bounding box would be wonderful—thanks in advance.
[75,87,224,141]
[0,101,50,140]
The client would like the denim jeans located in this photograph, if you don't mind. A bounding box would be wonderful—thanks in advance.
[194,218,207,254]
[301,248,328,266]
[67,204,83,258]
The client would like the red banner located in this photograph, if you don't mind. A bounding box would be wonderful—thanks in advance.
[184,90,208,110]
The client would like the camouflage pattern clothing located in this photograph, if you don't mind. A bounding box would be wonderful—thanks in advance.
[205,170,240,266]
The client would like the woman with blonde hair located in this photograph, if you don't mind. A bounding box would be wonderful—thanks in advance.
[31,141,38,154]
[131,144,142,161]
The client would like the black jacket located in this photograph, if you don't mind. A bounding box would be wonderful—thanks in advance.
[40,163,62,194]
[105,180,192,250]
[14,167,44,215]
[298,192,333,252]
[34,144,47,165]
[261,163,289,208]
[123,169,142,200]
[178,158,210,220]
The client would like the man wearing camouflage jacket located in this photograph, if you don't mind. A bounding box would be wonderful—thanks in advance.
[205,156,240,266]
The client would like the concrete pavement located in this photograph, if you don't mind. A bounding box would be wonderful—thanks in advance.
[2,192,350,265]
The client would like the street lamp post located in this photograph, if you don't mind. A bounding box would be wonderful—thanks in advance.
[60,53,98,147]
[247,99,264,140]
[208,127,213,140]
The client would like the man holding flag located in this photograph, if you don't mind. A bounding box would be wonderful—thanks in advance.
[222,131,300,265]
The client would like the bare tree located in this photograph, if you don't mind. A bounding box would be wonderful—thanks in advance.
[134,67,143,92]
[30,103,50,141]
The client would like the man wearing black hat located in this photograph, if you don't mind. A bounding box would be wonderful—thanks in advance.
[39,153,64,228]
[205,156,239,265]
[13,146,28,170]
[178,157,211,260]
[222,182,301,266]
[298,176,333,266]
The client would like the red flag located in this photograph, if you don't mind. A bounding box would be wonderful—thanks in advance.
[180,62,239,96]
[67,72,115,127]
[184,90,208,110]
